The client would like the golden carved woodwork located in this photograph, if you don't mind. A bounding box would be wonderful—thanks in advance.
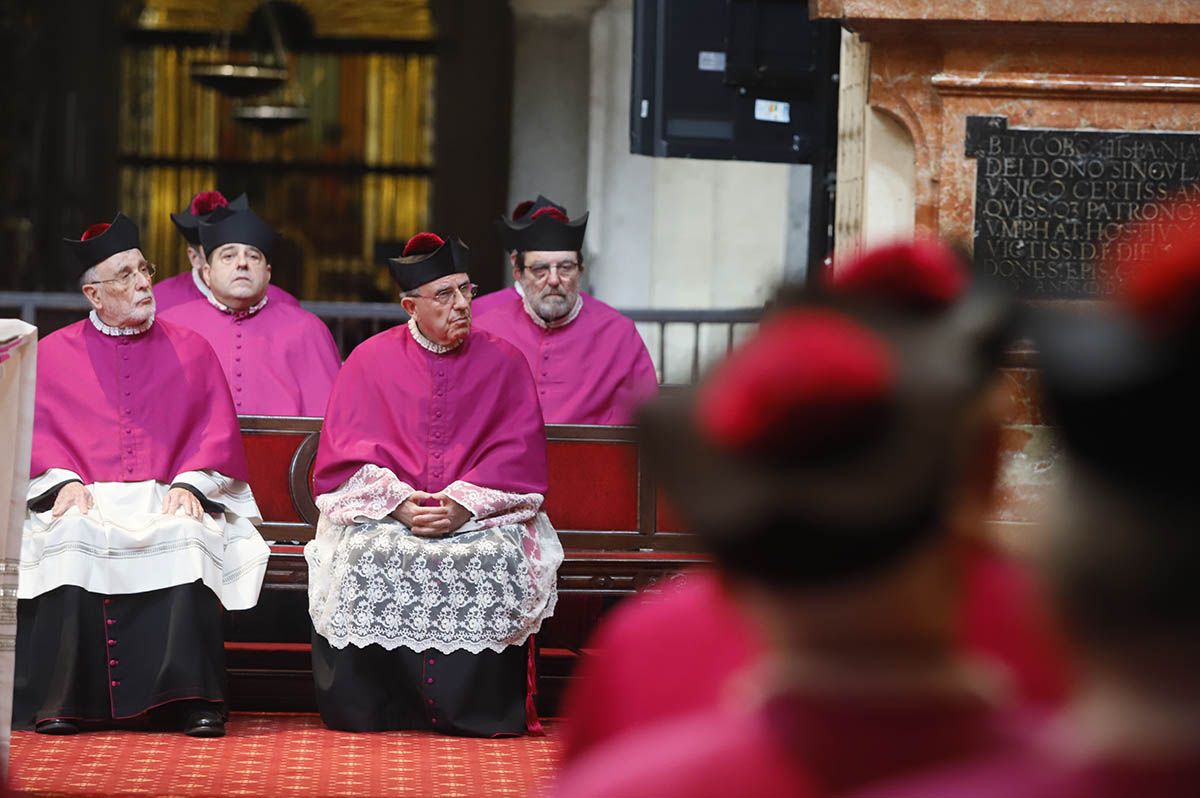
[131,1,434,40]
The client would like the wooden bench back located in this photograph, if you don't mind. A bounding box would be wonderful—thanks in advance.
[240,416,696,553]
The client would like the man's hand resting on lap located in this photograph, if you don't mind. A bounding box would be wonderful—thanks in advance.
[392,491,471,537]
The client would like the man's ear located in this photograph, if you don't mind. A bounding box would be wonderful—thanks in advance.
[264,262,272,283]
[400,295,418,317]
[81,284,102,312]
[201,262,213,288]
[510,252,522,283]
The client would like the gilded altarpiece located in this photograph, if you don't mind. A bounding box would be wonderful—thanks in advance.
[119,2,435,300]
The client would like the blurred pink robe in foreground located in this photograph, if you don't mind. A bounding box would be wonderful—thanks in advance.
[850,743,1200,798]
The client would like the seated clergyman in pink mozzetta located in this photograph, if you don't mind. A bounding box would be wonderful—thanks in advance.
[473,195,657,425]
[305,232,562,736]
[159,206,341,416]
[155,190,299,312]
[472,197,597,316]
[13,214,269,738]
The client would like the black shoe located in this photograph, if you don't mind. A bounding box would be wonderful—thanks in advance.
[35,718,79,735]
[183,709,225,738]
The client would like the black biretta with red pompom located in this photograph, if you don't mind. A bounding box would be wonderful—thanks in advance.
[388,232,471,291]
[498,194,588,252]
[496,195,566,251]
[170,192,248,246]
[825,239,969,312]
[1038,199,1200,494]
[198,206,277,260]
[62,213,141,273]
[639,238,1016,589]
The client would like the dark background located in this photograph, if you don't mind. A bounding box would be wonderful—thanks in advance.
[0,0,515,297]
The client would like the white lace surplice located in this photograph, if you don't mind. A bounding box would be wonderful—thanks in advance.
[305,464,562,654]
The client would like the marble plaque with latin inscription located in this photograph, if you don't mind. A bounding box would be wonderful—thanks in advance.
[966,116,1200,299]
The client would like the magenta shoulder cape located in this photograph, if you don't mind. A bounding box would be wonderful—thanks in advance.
[313,326,547,497]
[32,318,249,483]
[473,295,658,424]
[159,297,341,416]
[154,271,300,313]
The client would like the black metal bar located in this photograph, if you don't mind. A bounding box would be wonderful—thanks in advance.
[657,322,666,383]
[691,322,701,383]
[623,308,761,323]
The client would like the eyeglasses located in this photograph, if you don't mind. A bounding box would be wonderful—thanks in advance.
[87,262,157,288]
[525,260,581,281]
[410,281,478,306]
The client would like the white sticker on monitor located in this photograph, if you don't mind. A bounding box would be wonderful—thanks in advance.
[698,51,727,72]
[754,99,791,124]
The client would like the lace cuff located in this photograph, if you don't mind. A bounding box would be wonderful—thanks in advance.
[442,480,543,529]
[316,464,415,525]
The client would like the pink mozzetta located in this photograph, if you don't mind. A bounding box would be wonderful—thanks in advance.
[160,297,341,416]
[31,319,249,483]
[312,326,547,497]
[473,295,658,425]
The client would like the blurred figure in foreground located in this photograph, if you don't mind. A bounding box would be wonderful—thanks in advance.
[851,212,1200,798]
[554,241,1039,797]
[558,242,1073,768]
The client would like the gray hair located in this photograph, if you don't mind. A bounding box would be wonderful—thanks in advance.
[78,266,99,290]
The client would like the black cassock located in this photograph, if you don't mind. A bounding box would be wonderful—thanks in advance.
[311,629,531,736]
[12,581,225,728]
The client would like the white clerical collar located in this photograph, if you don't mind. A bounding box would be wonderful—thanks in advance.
[206,291,268,318]
[408,318,463,354]
[89,310,154,337]
[191,266,216,302]
[523,293,584,330]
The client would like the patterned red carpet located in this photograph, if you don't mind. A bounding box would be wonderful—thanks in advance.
[7,713,560,797]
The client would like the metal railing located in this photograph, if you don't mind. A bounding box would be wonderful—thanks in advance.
[0,292,762,385]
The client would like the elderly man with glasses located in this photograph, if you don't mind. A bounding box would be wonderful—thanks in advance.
[159,205,341,416]
[304,232,562,736]
[475,196,657,425]
[12,214,269,737]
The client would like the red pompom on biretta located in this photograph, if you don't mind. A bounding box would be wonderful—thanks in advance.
[403,232,446,257]
[190,191,229,217]
[81,223,111,241]
[531,206,569,223]
[1116,199,1200,337]
[695,309,896,456]
[511,199,535,221]
[826,239,968,311]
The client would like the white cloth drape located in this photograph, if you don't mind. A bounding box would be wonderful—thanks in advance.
[20,470,269,611]
[0,320,37,775]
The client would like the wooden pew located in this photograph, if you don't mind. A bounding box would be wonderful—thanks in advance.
[228,416,706,712]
